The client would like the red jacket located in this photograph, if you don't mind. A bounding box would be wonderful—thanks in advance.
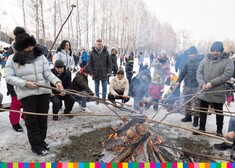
[148,83,162,99]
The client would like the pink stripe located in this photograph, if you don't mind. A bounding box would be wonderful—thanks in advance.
[62,162,68,168]
[40,163,46,168]
[95,162,101,168]
[150,163,156,168]
[139,163,144,168]
[172,162,177,168]
[8,163,13,168]
[194,163,199,168]
[227,162,232,168]
[19,163,24,168]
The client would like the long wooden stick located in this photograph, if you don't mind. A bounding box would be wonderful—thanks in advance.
[47,4,76,59]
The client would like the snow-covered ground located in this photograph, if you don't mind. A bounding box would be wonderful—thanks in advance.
[0,57,233,161]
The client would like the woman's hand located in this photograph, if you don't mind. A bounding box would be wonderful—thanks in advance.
[25,81,38,89]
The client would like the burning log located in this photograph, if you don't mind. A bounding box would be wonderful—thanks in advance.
[111,132,151,162]
[104,138,127,150]
[147,143,159,162]
[116,117,146,135]
[153,146,166,162]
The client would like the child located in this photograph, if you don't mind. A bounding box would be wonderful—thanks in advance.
[143,75,162,111]
[165,69,175,86]
[226,78,235,107]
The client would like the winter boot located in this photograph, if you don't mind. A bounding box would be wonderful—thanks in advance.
[12,123,23,132]
[181,114,192,122]
[193,116,199,127]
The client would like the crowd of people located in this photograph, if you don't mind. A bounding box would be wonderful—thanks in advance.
[1,26,235,158]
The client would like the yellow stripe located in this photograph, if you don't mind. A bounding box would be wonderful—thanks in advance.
[123,162,128,168]
[221,162,226,168]
[177,162,183,168]
[145,163,150,168]
[68,163,74,168]
[13,163,18,168]
[46,163,51,168]
[199,163,205,168]
[90,163,95,168]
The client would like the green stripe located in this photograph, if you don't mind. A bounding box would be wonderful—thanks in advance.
[35,163,40,168]
[216,163,221,168]
[84,163,89,168]
[112,163,117,168]
[134,162,138,168]
[167,163,172,168]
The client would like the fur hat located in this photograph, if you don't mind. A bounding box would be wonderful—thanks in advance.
[187,46,198,55]
[14,33,36,52]
[211,41,224,53]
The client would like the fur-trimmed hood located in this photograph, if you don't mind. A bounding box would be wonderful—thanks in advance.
[230,53,235,61]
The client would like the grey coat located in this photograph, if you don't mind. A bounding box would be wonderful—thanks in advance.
[196,53,234,103]
[88,46,112,80]
[5,54,60,100]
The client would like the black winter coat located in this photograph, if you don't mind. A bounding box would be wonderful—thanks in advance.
[88,46,112,80]
[125,60,134,79]
[177,55,204,88]
[51,67,72,94]
[111,54,118,70]
[72,72,93,95]
[7,83,17,96]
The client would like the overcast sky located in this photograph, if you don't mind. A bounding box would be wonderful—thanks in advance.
[144,0,235,41]
[0,0,235,42]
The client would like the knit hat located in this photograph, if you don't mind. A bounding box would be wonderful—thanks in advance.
[14,32,36,52]
[152,75,160,84]
[54,60,64,67]
[187,46,198,55]
[211,41,224,52]
[84,66,90,74]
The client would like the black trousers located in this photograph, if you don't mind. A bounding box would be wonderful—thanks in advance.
[199,99,224,131]
[108,93,130,103]
[21,94,50,151]
[50,95,75,114]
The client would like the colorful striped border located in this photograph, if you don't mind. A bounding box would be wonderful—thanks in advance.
[0,163,234,168]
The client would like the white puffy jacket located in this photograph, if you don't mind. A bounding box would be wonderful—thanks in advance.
[5,54,60,100]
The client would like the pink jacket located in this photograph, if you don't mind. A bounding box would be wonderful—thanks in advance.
[148,83,162,99]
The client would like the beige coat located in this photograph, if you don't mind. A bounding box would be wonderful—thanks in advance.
[109,76,129,96]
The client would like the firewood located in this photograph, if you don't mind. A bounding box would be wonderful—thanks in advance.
[153,146,166,162]
[136,123,149,135]
[116,117,146,135]
[147,144,158,162]
[111,132,151,162]
[126,128,135,139]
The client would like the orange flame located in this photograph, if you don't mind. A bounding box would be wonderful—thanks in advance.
[108,133,118,139]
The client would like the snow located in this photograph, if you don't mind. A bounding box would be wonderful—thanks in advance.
[0,57,233,161]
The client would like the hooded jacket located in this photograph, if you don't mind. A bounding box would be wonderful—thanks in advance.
[88,46,112,80]
[196,53,234,103]
[5,50,60,100]
[177,55,204,88]
[109,76,129,96]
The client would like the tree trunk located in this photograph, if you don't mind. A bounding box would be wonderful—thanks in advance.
[39,0,45,43]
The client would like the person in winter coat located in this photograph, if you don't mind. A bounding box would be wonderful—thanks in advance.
[130,70,151,114]
[88,39,112,99]
[108,49,118,84]
[175,50,189,74]
[138,52,144,73]
[194,41,234,136]
[5,29,63,156]
[125,52,134,84]
[225,78,235,107]
[72,66,94,111]
[108,69,130,104]
[151,50,170,89]
[143,75,162,111]
[141,63,151,75]
[53,40,75,71]
[6,27,25,132]
[80,49,89,68]
[213,116,235,151]
[150,52,155,66]
[50,60,75,120]
[175,46,204,127]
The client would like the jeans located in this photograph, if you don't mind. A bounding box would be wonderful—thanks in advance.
[74,91,88,107]
[94,80,108,99]
[228,117,235,132]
